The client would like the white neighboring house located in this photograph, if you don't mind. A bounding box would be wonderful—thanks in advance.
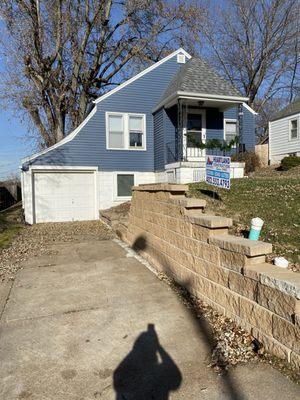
[269,99,300,164]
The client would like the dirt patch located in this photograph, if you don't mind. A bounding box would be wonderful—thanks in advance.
[0,220,114,282]
[100,201,131,227]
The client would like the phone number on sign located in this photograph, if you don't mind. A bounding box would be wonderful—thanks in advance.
[205,175,230,189]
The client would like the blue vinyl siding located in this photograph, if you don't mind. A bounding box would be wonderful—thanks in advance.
[25,55,182,171]
[224,107,238,120]
[242,106,256,150]
[154,106,177,170]
[206,105,255,153]
[224,105,255,150]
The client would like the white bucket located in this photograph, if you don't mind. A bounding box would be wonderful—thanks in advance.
[274,257,289,268]
[251,217,264,231]
[249,217,264,240]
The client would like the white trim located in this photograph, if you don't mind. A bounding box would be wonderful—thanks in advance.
[176,91,249,102]
[289,116,299,141]
[153,91,249,113]
[93,48,191,105]
[21,106,98,164]
[184,108,206,160]
[242,102,258,115]
[29,165,98,171]
[106,112,147,151]
[113,171,135,201]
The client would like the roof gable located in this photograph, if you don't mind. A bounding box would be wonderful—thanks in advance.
[270,98,300,121]
[93,48,191,105]
[159,57,243,104]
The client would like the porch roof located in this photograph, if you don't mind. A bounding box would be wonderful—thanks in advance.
[153,57,248,112]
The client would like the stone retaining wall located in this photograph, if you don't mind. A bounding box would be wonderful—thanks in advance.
[109,183,300,368]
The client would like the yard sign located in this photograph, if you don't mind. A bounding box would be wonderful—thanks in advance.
[205,155,231,190]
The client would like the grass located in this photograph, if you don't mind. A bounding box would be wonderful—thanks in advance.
[0,203,23,251]
[188,166,300,264]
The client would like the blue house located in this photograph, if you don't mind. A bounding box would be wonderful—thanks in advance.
[21,48,257,223]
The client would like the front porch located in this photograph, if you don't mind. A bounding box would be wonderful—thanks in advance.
[163,160,245,184]
[152,56,252,183]
[162,97,245,165]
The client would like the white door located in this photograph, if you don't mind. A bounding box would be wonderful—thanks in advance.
[33,171,96,223]
[183,109,206,160]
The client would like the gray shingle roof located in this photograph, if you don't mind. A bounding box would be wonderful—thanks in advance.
[270,98,300,121]
[159,57,243,104]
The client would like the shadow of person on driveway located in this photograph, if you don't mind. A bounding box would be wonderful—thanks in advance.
[129,235,245,400]
[113,324,182,400]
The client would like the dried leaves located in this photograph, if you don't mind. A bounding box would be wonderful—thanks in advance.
[0,220,114,282]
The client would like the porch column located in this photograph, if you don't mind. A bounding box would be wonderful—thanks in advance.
[176,99,184,161]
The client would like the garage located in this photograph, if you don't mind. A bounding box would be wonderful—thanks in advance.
[27,168,97,223]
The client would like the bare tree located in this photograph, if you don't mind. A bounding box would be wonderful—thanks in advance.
[0,0,204,148]
[255,97,285,141]
[202,0,300,110]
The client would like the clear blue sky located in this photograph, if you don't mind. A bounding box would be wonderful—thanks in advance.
[0,109,33,180]
[0,18,34,181]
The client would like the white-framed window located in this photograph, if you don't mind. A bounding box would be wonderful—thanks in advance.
[115,173,135,199]
[106,112,146,150]
[289,118,299,140]
[224,118,238,147]
[177,53,186,64]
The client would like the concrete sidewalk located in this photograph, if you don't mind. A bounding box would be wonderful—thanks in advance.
[0,239,299,399]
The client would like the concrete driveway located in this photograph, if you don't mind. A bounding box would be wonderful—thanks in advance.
[0,238,299,399]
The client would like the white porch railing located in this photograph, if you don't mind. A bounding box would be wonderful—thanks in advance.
[184,130,205,160]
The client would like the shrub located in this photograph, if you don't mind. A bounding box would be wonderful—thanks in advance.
[280,156,300,171]
[232,151,261,174]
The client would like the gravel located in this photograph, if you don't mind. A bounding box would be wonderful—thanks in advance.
[0,221,114,282]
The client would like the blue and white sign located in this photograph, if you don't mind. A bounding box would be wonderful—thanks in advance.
[205,155,231,189]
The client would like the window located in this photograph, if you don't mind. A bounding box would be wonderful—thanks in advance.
[117,174,134,197]
[290,119,298,140]
[108,114,124,148]
[187,113,202,148]
[177,53,186,64]
[106,112,146,150]
[129,115,143,148]
[167,170,175,183]
[224,119,238,147]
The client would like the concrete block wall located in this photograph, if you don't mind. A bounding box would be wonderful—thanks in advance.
[118,183,300,368]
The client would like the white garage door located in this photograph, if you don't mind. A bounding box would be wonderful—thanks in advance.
[34,171,96,223]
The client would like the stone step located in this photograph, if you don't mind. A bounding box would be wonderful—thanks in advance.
[184,198,207,209]
[189,214,232,228]
[245,262,300,299]
[210,234,272,257]
[133,183,188,193]
[171,197,206,209]
[184,209,205,218]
